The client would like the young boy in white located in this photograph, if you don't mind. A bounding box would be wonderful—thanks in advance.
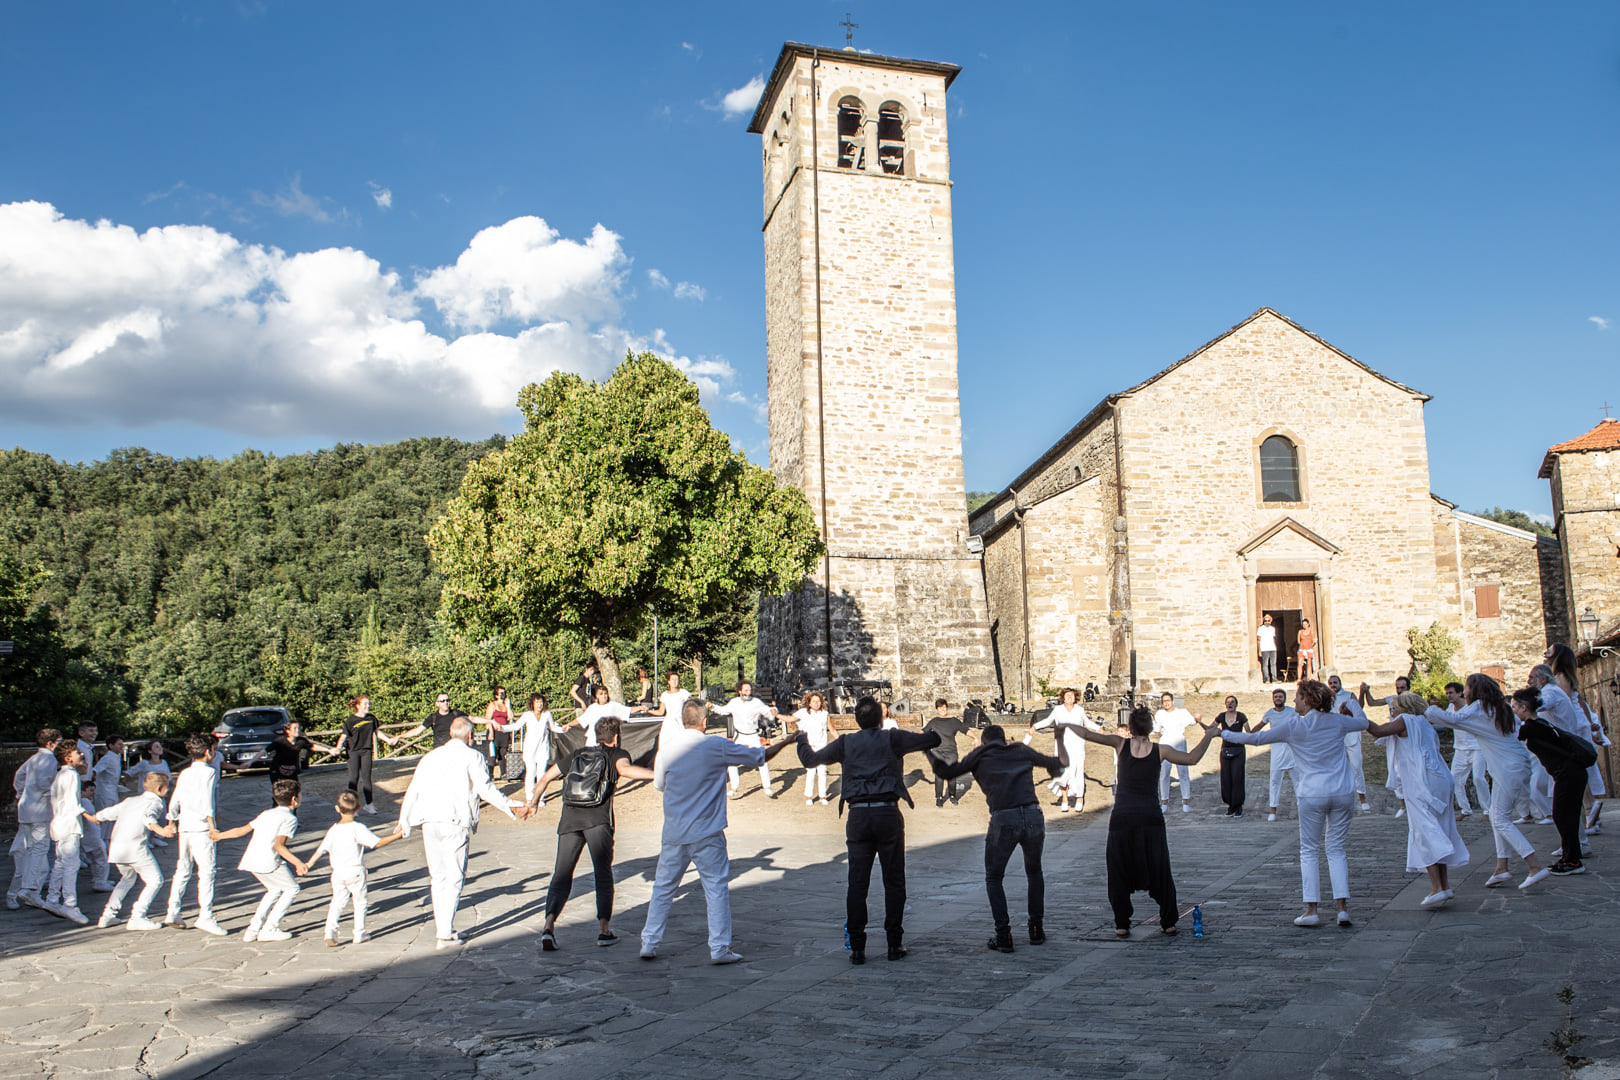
[308,790,401,945]
[8,727,61,910]
[46,741,101,924]
[78,776,113,893]
[91,735,125,844]
[95,772,177,930]
[214,779,308,942]
[163,734,227,936]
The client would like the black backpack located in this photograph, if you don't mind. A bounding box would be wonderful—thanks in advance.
[563,747,613,808]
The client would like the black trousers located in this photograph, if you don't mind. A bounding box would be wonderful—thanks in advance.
[934,770,973,803]
[1219,750,1246,811]
[846,805,906,949]
[491,730,512,767]
[346,749,373,804]
[985,805,1045,931]
[1522,722,1593,863]
[546,824,614,920]
[1105,822,1178,930]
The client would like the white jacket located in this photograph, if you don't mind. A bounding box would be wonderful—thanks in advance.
[50,766,85,842]
[399,739,517,835]
[166,761,219,834]
[97,792,166,864]
[14,749,58,824]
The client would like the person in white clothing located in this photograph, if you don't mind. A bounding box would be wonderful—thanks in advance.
[91,736,125,844]
[125,740,172,786]
[639,699,794,963]
[1032,689,1097,812]
[1151,694,1199,813]
[1258,689,1299,820]
[576,685,634,747]
[1257,615,1279,683]
[309,790,401,946]
[880,702,899,731]
[708,681,780,799]
[77,776,112,893]
[1330,675,1373,812]
[793,691,833,804]
[513,693,566,804]
[1357,676,1409,816]
[96,772,176,930]
[45,741,100,923]
[8,728,61,910]
[394,717,530,948]
[1443,681,1490,817]
[648,671,693,766]
[1366,693,1470,907]
[1219,679,1369,927]
[75,723,98,775]
[213,779,307,941]
[162,734,227,935]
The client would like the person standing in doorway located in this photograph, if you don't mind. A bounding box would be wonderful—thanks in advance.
[1257,615,1279,683]
[1297,618,1317,680]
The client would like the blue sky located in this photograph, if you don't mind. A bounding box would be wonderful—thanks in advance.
[1,1,1615,518]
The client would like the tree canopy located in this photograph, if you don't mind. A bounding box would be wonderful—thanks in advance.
[1474,506,1554,537]
[428,352,822,700]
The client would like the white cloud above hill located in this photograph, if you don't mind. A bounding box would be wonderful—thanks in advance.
[0,201,733,441]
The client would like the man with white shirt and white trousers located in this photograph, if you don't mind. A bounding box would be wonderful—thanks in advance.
[1256,615,1279,683]
[1330,675,1373,812]
[8,728,61,910]
[395,717,531,949]
[707,680,780,799]
[1152,694,1199,813]
[640,699,793,964]
[1258,688,1299,821]
[1443,681,1489,817]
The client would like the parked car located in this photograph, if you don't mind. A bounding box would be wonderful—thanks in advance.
[213,706,293,769]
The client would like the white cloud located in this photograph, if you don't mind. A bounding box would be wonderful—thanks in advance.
[715,75,765,118]
[681,41,698,55]
[250,173,342,223]
[0,201,742,441]
[369,182,393,211]
[143,181,187,205]
[1591,316,1610,330]
[1532,512,1554,526]
[673,281,706,301]
[648,268,670,290]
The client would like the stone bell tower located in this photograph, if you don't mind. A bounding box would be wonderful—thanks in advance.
[748,42,997,707]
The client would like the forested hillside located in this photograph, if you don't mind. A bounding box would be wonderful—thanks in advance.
[0,439,757,740]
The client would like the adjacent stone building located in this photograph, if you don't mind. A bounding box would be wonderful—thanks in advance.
[749,43,997,706]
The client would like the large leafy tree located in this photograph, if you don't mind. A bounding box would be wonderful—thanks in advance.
[428,352,822,701]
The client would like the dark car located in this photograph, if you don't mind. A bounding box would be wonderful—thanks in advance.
[213,706,293,769]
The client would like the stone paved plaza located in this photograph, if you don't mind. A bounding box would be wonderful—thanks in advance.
[4,732,1619,1079]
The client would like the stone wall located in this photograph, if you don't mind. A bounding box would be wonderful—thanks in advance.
[1432,504,1566,684]
[1551,450,1620,643]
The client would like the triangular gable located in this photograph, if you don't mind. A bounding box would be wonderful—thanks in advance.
[1237,516,1342,557]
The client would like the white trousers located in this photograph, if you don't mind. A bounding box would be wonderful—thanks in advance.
[727,734,770,794]
[422,823,470,941]
[1297,793,1355,903]
[81,831,110,889]
[166,832,218,921]
[1450,749,1490,814]
[1345,740,1366,796]
[1269,764,1294,809]
[1486,767,1536,860]
[324,871,369,938]
[1158,758,1191,804]
[1528,759,1554,819]
[523,741,551,804]
[8,822,50,898]
[640,832,733,959]
[47,835,82,909]
[106,852,164,921]
[803,764,828,799]
[248,866,299,933]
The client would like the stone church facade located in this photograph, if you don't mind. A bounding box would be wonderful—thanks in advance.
[970,308,1568,696]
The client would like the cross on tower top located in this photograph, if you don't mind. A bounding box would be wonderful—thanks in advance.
[840,12,859,49]
[1602,401,1614,419]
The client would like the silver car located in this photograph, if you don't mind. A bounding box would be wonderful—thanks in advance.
[213,706,293,768]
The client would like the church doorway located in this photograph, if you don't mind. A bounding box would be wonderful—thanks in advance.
[1258,576,1319,680]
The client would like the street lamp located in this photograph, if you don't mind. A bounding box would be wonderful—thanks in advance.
[1579,606,1601,650]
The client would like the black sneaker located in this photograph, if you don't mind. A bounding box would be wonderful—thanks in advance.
[988,930,1015,954]
[1550,860,1586,876]
[541,930,558,951]
[887,945,907,961]
[850,948,866,965]
[1028,921,1046,945]
[597,932,619,947]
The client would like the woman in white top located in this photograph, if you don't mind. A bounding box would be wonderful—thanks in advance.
[1032,688,1094,812]
[1219,679,1369,927]
[576,685,633,747]
[793,691,832,805]
[513,693,565,805]
[1365,692,1469,907]
[648,671,692,764]
[1422,674,1548,889]
[124,741,171,785]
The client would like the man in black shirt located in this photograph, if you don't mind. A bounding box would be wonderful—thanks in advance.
[934,724,1063,952]
[797,697,939,964]
[397,693,469,750]
[924,698,972,807]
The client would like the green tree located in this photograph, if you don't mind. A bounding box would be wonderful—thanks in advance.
[0,554,128,739]
[427,352,822,701]
[1475,506,1554,537]
[1405,621,1462,703]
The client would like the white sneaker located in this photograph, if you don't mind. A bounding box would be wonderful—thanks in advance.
[1537,817,1555,826]
[127,916,162,931]
[1058,803,1070,813]
[806,798,815,805]
[1267,812,1277,821]
[1420,891,1449,909]
[19,891,46,910]
[41,900,67,919]
[1358,802,1371,813]
[97,911,118,928]
[59,905,89,925]
[1484,871,1513,888]
[195,919,228,937]
[1181,803,1191,814]
[1293,913,1321,927]
[435,936,463,950]
[257,928,292,942]
[1520,868,1551,890]
[1395,808,1406,818]
[362,804,378,816]
[242,928,259,942]
[710,950,744,965]
[353,932,372,944]
[4,894,18,910]
[1336,911,1353,927]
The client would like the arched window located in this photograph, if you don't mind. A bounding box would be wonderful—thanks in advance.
[837,97,865,169]
[1259,435,1301,502]
[877,101,906,175]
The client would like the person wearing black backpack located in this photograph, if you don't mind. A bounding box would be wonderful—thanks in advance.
[528,717,654,950]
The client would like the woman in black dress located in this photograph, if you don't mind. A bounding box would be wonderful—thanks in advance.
[1069,705,1216,936]
[1215,696,1256,817]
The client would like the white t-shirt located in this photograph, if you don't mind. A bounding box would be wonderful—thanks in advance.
[1447,703,1477,751]
[126,758,171,785]
[714,696,774,737]
[97,791,166,865]
[314,820,380,879]
[167,761,219,834]
[50,766,85,842]
[578,702,633,746]
[238,806,299,874]
[1256,625,1278,651]
[794,708,831,749]
[657,690,694,749]
[1152,708,1195,751]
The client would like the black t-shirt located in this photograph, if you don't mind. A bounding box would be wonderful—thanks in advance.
[572,675,598,709]
[924,716,970,764]
[344,713,377,755]
[426,709,467,748]
[268,735,312,782]
[1111,743,1164,828]
[1216,713,1248,758]
[557,747,629,833]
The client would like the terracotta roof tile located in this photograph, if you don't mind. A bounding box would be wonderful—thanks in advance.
[1539,418,1620,477]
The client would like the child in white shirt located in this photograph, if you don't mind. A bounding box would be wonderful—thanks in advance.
[78,776,113,893]
[213,779,307,941]
[163,733,227,936]
[95,773,177,930]
[308,790,401,945]
[46,741,100,924]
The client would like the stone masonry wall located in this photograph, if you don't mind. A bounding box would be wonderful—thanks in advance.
[1552,450,1620,643]
[1432,505,1566,685]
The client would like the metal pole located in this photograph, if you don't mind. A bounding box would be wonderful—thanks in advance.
[653,612,659,676]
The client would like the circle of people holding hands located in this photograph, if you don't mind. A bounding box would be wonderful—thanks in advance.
[7,643,1605,961]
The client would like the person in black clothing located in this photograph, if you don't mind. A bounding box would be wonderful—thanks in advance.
[797,696,940,964]
[1214,695,1255,817]
[529,716,655,949]
[255,720,317,806]
[397,693,469,749]
[336,695,383,815]
[1067,705,1216,936]
[570,662,600,712]
[924,698,972,807]
[1512,687,1594,875]
[934,724,1062,952]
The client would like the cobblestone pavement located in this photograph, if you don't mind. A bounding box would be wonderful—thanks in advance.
[3,734,1616,1079]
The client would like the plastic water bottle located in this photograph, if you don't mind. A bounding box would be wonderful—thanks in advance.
[1192,905,1204,938]
[844,921,852,950]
